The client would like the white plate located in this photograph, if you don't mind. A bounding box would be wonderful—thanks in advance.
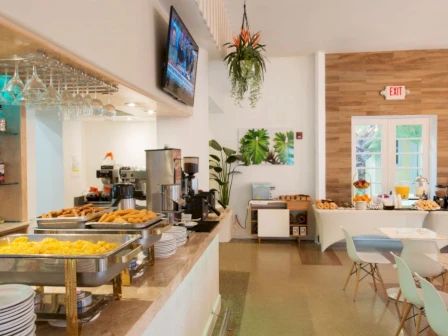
[2,321,35,336]
[0,302,34,325]
[0,297,34,318]
[0,313,35,333]
[0,285,34,311]
[155,251,176,259]
[184,222,197,228]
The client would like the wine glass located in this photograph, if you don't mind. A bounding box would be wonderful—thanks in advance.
[91,90,104,117]
[0,68,11,104]
[73,84,84,118]
[82,87,93,118]
[5,62,25,105]
[23,65,47,104]
[103,92,116,117]
[45,70,61,107]
[60,81,74,120]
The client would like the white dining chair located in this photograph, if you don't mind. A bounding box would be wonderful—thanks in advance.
[392,253,425,336]
[400,240,446,285]
[341,227,390,301]
[415,273,448,336]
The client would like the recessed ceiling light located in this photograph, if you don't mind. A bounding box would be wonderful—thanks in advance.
[125,102,137,107]
[146,109,155,115]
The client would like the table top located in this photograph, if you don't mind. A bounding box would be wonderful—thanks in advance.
[379,227,448,240]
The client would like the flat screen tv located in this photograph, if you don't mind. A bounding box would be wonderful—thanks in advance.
[162,6,199,106]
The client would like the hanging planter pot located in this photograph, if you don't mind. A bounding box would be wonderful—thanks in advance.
[224,2,266,108]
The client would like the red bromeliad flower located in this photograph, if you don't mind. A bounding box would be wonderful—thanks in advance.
[231,29,262,48]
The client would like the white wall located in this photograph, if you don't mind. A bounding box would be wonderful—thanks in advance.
[31,109,64,216]
[157,49,210,190]
[82,120,157,190]
[209,56,316,238]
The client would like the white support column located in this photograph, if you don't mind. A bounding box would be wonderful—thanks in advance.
[315,51,326,199]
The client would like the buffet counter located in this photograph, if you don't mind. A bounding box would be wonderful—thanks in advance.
[313,207,448,251]
[35,211,228,336]
[0,221,29,237]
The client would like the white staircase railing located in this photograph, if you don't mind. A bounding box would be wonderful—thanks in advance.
[195,0,232,55]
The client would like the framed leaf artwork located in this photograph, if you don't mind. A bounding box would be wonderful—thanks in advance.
[238,128,295,166]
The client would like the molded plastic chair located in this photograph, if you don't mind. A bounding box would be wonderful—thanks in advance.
[341,227,390,301]
[400,240,446,282]
[392,253,424,336]
[415,273,448,336]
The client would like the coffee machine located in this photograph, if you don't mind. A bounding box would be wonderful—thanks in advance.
[96,165,119,201]
[145,148,182,213]
[119,166,147,200]
[181,157,220,220]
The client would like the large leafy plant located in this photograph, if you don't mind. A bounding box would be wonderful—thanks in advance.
[273,131,294,164]
[239,128,270,165]
[223,3,266,108]
[209,140,241,208]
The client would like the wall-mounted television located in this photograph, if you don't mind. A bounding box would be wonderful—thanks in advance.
[162,6,199,106]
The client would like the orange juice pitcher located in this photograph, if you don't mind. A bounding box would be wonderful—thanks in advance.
[395,184,410,199]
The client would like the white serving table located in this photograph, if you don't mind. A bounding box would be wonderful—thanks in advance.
[313,206,429,252]
[423,210,448,248]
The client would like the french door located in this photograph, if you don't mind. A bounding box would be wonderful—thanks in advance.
[352,116,432,198]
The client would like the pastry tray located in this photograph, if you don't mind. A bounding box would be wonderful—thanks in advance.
[86,214,165,229]
[36,208,112,229]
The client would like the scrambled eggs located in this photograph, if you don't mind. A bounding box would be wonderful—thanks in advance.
[0,237,118,255]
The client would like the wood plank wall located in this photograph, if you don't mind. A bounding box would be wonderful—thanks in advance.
[326,49,448,203]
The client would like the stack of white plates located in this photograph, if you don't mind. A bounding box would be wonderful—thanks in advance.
[0,284,36,336]
[167,226,188,247]
[154,233,177,259]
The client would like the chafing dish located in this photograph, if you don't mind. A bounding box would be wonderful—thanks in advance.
[86,213,165,229]
[34,220,170,249]
[0,233,141,287]
[36,208,112,229]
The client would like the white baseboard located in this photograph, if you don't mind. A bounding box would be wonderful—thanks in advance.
[203,294,222,336]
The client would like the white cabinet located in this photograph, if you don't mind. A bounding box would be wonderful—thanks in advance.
[257,209,290,238]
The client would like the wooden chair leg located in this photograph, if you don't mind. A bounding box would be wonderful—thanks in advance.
[395,302,412,336]
[375,264,387,294]
[343,262,356,291]
[353,263,361,302]
[370,263,377,292]
[415,308,423,336]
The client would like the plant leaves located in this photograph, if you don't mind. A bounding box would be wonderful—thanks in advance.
[223,147,236,157]
[209,139,222,151]
[209,154,221,162]
[226,155,238,164]
[273,131,294,164]
[239,128,270,165]
[212,178,225,186]
[212,166,223,173]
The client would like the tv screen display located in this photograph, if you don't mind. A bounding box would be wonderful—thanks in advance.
[162,6,199,106]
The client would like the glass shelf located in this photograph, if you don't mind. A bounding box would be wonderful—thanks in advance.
[0,182,19,186]
[0,131,19,136]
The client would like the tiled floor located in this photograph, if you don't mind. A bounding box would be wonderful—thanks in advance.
[219,239,438,336]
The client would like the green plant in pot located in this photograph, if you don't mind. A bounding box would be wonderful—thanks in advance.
[224,2,266,108]
[209,140,242,208]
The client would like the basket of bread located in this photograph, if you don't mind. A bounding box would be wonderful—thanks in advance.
[87,209,163,229]
[315,199,338,210]
[37,204,111,229]
[414,200,441,211]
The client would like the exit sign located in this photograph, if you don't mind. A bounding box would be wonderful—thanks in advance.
[380,85,409,100]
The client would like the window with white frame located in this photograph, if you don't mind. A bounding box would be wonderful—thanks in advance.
[352,116,435,198]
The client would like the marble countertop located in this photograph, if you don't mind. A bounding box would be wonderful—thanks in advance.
[36,212,226,335]
[0,221,29,236]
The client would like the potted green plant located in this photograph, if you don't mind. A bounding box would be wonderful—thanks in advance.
[209,140,242,208]
[224,3,266,108]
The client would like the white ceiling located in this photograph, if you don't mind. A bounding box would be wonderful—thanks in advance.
[225,0,448,56]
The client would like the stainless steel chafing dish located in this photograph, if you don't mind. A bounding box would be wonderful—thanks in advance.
[36,208,112,229]
[0,233,141,287]
[34,220,170,249]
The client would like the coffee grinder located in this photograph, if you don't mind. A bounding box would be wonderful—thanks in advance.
[182,157,199,197]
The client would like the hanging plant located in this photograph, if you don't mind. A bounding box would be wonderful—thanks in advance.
[224,2,266,108]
